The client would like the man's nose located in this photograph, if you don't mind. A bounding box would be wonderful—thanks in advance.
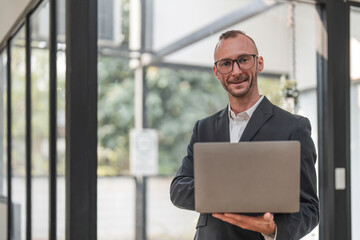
[232,61,243,75]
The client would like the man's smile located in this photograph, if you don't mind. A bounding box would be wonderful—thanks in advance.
[227,76,249,85]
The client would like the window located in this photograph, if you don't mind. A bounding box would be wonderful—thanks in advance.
[350,6,360,240]
[30,1,50,238]
[0,49,7,197]
[11,26,26,240]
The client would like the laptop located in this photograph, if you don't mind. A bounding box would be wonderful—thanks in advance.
[194,141,300,213]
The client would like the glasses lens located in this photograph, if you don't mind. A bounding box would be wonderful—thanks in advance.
[237,55,254,70]
[217,59,233,73]
[216,55,256,73]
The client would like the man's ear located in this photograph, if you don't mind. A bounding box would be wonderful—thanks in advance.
[213,65,220,80]
[257,56,264,73]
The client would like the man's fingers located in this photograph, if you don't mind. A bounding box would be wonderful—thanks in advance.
[213,212,276,235]
[223,213,259,227]
[213,213,267,227]
[223,213,274,225]
[263,212,274,221]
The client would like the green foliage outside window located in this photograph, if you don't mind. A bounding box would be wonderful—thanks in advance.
[98,56,135,176]
[97,56,288,176]
[145,67,228,174]
[8,50,289,176]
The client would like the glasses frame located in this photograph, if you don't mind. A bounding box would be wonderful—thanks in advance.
[214,54,258,74]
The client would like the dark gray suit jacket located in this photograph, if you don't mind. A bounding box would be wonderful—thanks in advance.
[170,97,319,240]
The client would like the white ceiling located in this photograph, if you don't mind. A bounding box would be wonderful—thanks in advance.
[0,0,31,42]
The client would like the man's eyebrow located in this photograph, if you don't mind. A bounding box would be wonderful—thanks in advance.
[218,54,254,61]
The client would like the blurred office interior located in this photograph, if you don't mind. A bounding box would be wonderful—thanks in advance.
[0,0,359,239]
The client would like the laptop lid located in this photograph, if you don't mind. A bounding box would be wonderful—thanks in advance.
[194,141,300,213]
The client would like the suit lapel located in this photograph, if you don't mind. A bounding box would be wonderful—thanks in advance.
[215,107,230,142]
[240,97,274,142]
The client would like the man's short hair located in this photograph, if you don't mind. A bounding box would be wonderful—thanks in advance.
[214,30,259,57]
[218,30,247,41]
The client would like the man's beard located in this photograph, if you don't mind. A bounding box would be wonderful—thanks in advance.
[225,73,257,98]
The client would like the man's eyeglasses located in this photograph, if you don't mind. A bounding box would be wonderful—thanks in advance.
[214,54,257,74]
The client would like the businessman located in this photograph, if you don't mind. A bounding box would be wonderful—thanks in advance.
[170,30,319,240]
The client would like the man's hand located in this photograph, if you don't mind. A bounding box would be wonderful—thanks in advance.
[212,212,276,235]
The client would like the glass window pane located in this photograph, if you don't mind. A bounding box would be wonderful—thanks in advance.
[98,0,129,50]
[147,177,198,239]
[97,0,135,238]
[30,1,50,239]
[0,49,7,197]
[351,6,360,240]
[97,56,134,175]
[57,0,66,238]
[144,67,225,239]
[11,26,26,240]
[56,46,66,240]
[97,55,135,239]
[145,67,227,174]
[97,176,136,240]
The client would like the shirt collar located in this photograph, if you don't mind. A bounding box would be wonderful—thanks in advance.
[228,95,264,120]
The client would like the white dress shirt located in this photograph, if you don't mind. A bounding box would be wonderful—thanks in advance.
[228,95,264,143]
[227,95,277,240]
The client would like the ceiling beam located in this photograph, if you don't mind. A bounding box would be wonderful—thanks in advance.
[143,0,282,66]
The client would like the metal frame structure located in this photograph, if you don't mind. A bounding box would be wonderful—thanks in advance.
[0,0,359,239]
[0,0,99,238]
[6,40,12,240]
[49,0,57,239]
[65,0,98,239]
[25,12,32,240]
[316,1,352,240]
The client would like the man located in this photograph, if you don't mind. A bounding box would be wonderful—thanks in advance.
[170,30,319,240]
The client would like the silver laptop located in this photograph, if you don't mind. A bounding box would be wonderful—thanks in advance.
[194,141,300,213]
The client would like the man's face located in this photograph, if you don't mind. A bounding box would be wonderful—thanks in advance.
[213,34,264,100]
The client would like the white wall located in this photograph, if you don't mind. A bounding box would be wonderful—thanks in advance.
[0,0,31,42]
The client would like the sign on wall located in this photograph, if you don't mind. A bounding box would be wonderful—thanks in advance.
[130,128,158,176]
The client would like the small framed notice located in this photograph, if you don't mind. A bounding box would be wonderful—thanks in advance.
[130,128,158,176]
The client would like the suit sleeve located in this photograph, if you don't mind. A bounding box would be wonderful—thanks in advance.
[169,121,199,210]
[274,117,319,240]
